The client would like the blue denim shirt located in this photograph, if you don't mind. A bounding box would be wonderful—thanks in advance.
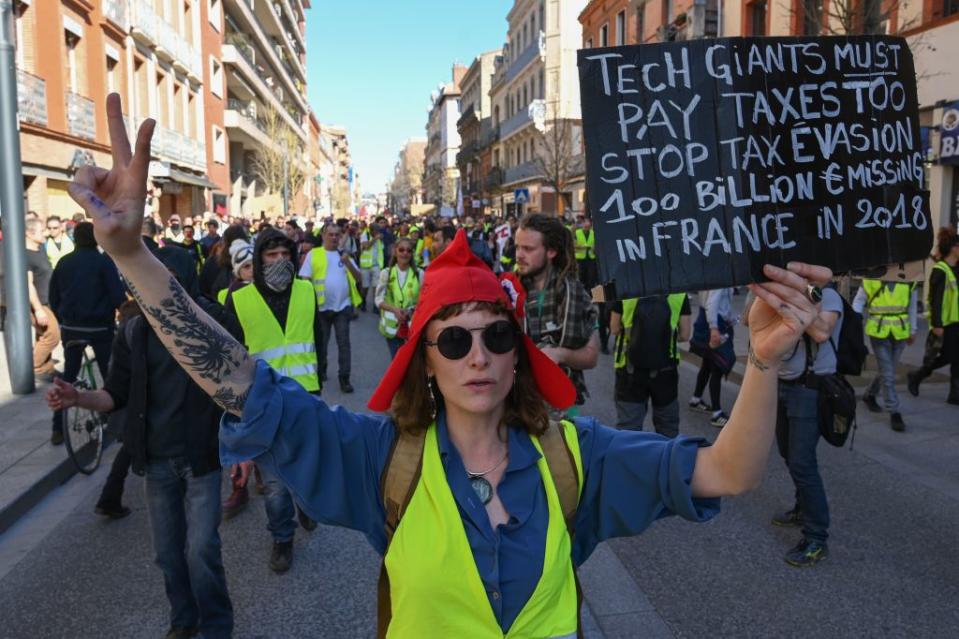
[221,361,720,632]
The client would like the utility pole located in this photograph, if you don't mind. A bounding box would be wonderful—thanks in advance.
[282,141,289,219]
[0,1,35,394]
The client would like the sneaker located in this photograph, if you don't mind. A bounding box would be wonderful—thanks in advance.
[339,377,354,394]
[890,412,906,432]
[270,541,293,573]
[709,412,729,428]
[222,484,249,520]
[688,398,713,413]
[785,538,829,567]
[297,507,317,532]
[771,508,803,527]
[50,430,64,446]
[164,626,199,639]
[862,394,881,413]
[94,503,132,519]
[906,371,921,397]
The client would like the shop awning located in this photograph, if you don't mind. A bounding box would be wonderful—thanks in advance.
[163,169,218,190]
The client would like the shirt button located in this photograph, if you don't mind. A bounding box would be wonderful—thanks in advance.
[491,591,500,600]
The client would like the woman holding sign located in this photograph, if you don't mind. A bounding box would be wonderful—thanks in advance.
[70,93,833,638]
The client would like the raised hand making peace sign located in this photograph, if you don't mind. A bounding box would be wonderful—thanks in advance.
[68,93,156,260]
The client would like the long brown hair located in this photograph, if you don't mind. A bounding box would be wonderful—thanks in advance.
[390,301,549,436]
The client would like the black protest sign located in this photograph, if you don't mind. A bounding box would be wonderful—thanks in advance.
[577,36,933,299]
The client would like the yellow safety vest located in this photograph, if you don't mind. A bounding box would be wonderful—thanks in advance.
[310,249,363,307]
[414,239,425,267]
[614,294,686,369]
[574,229,594,261]
[232,279,319,392]
[930,261,959,327]
[217,288,229,305]
[45,236,74,268]
[360,237,385,269]
[383,421,582,639]
[862,280,912,340]
[378,267,421,338]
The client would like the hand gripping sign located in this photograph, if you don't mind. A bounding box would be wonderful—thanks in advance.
[577,36,933,299]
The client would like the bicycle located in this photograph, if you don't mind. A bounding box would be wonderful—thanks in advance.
[62,340,107,474]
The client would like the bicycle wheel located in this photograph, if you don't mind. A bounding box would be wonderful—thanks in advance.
[63,379,105,475]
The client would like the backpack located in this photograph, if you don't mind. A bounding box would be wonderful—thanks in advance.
[801,335,858,449]
[376,421,582,638]
[626,297,674,371]
[830,292,869,376]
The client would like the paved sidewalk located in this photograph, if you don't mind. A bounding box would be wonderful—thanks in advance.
[0,338,92,536]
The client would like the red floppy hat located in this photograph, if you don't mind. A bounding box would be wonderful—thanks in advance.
[367,229,576,412]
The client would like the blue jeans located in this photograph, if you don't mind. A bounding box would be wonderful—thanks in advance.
[385,337,405,359]
[775,383,830,544]
[867,336,906,412]
[260,465,297,543]
[145,458,233,638]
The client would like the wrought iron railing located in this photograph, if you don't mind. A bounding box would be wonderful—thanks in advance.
[17,69,46,127]
[66,92,96,140]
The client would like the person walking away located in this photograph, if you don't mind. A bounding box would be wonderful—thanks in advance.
[376,238,421,358]
[45,262,234,639]
[908,229,959,404]
[573,215,609,354]
[222,228,320,570]
[769,285,843,567]
[44,215,75,268]
[689,288,736,427]
[48,222,126,446]
[610,294,691,437]
[854,278,917,431]
[23,218,61,384]
[299,223,362,393]
[515,214,599,411]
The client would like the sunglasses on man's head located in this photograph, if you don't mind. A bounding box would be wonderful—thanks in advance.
[424,320,518,360]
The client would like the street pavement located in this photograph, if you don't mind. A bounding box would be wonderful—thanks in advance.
[0,299,957,638]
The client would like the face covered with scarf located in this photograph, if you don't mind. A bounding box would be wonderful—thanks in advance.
[252,228,299,295]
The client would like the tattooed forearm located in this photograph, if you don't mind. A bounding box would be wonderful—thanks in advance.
[212,385,251,413]
[127,275,253,412]
[748,346,770,372]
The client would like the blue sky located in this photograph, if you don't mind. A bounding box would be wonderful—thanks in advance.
[305,1,513,194]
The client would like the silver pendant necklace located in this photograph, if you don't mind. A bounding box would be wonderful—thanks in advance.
[465,451,509,505]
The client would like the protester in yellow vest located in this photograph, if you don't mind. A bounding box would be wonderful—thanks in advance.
[299,223,363,393]
[220,228,318,572]
[908,230,959,404]
[610,294,691,437]
[573,216,608,353]
[375,238,422,358]
[853,278,917,431]
[44,215,75,268]
[358,226,385,313]
[77,95,838,639]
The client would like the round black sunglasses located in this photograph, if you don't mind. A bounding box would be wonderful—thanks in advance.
[423,320,518,360]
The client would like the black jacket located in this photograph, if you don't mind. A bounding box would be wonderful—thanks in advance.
[103,307,223,477]
[49,247,127,328]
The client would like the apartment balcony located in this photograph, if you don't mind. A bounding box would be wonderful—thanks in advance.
[130,0,158,46]
[479,118,499,149]
[503,161,542,186]
[225,98,275,151]
[102,0,129,31]
[456,104,476,129]
[151,125,207,170]
[17,69,47,127]
[154,15,177,62]
[456,141,479,167]
[229,0,308,113]
[486,166,504,191]
[504,39,542,86]
[222,44,306,141]
[500,107,532,140]
[66,92,96,141]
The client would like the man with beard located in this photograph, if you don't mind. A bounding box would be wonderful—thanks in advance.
[515,214,599,410]
[221,228,319,572]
